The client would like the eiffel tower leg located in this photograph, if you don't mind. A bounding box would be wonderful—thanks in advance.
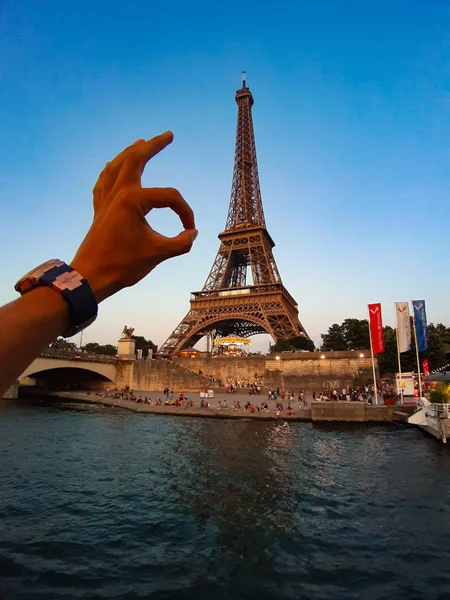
[159,310,206,356]
[160,288,309,357]
[261,296,307,340]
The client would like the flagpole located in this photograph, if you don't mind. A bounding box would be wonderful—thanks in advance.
[368,317,379,406]
[411,309,423,399]
[395,305,403,405]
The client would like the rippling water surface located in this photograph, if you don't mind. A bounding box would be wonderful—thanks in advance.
[1,399,450,599]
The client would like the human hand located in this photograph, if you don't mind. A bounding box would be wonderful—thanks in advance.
[71,132,197,303]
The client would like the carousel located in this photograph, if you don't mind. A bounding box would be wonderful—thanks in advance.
[213,335,251,357]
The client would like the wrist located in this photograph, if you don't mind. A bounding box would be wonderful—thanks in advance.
[26,286,70,334]
[15,260,98,337]
[69,260,111,303]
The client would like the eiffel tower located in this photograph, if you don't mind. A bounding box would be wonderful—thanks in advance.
[159,73,309,356]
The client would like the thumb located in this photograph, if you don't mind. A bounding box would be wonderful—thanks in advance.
[155,228,198,260]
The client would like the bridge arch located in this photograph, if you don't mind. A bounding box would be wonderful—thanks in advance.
[20,358,117,389]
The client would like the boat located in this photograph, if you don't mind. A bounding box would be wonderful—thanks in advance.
[408,398,450,443]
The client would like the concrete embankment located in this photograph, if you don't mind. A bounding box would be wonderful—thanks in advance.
[32,391,312,421]
[21,390,416,423]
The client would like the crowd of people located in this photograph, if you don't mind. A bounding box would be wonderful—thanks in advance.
[97,385,196,407]
[313,385,379,404]
[94,382,398,415]
[226,376,264,393]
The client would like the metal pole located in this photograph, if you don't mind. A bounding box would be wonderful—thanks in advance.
[395,305,403,404]
[412,309,423,399]
[368,317,378,405]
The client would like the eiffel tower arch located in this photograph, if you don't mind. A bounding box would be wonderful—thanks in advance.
[160,73,309,356]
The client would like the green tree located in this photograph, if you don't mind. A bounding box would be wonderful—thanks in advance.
[269,336,315,354]
[377,323,418,376]
[377,320,448,376]
[269,339,292,353]
[321,317,450,376]
[290,336,315,351]
[342,318,370,350]
[376,326,398,377]
[132,335,157,358]
[49,337,77,351]
[429,323,450,345]
[425,324,446,370]
[321,324,347,351]
[84,342,117,356]
[430,383,450,404]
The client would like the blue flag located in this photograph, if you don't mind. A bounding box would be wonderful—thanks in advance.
[412,300,428,352]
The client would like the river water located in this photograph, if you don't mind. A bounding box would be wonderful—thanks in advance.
[1,399,450,600]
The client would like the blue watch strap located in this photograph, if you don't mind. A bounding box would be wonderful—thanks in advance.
[40,263,98,337]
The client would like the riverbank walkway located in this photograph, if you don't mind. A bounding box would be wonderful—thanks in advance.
[31,390,415,423]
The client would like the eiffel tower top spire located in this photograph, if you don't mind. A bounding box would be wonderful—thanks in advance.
[224,73,266,231]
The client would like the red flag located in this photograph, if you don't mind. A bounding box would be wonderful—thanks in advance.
[423,359,430,377]
[368,303,384,354]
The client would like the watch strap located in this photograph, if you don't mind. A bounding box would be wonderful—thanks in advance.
[16,261,98,338]
[40,263,98,337]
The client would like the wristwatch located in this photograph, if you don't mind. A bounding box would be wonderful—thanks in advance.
[14,259,98,337]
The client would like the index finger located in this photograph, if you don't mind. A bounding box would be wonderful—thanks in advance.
[93,138,146,209]
[112,132,174,193]
[135,187,195,230]
[138,131,174,166]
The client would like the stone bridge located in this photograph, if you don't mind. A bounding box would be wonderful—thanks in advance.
[18,350,126,389]
[4,348,377,401]
[9,349,210,398]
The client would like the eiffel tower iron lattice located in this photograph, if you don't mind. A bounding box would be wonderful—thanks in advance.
[159,73,309,356]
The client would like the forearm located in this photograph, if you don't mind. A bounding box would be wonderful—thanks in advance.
[0,287,69,397]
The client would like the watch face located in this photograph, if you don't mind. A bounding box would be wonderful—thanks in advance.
[15,259,64,293]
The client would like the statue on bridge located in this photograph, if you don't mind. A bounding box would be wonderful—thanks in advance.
[121,326,135,339]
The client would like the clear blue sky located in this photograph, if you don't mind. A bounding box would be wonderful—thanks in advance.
[1,0,449,351]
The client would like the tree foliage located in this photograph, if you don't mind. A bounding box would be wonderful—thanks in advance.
[269,335,315,353]
[320,318,450,377]
[430,384,450,404]
[83,342,117,356]
[342,318,370,350]
[132,335,157,358]
[49,337,77,351]
[321,319,370,351]
[377,321,448,376]
[321,324,347,351]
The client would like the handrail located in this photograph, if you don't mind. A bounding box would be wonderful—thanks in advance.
[40,350,119,364]
[190,283,298,306]
[422,400,450,418]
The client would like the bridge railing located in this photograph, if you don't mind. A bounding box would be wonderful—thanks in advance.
[41,349,119,364]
